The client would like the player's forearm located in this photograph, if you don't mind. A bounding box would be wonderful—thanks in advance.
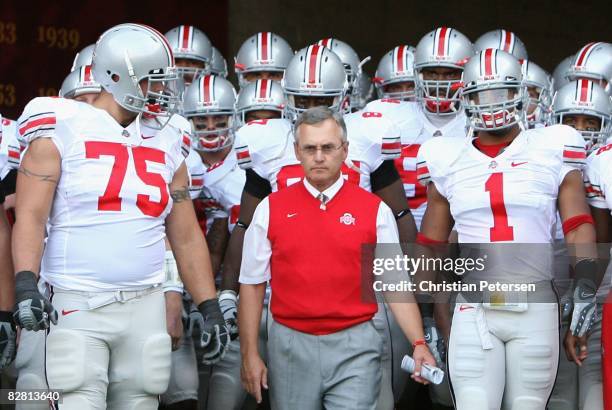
[238,283,265,357]
[0,212,14,310]
[12,213,46,276]
[219,228,245,293]
[207,218,229,275]
[387,301,426,344]
[170,225,217,304]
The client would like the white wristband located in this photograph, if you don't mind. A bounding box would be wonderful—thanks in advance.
[162,250,184,293]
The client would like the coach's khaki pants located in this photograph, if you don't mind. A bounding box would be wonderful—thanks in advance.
[268,319,383,410]
[46,287,171,410]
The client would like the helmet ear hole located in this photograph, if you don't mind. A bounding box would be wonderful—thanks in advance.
[111,74,120,83]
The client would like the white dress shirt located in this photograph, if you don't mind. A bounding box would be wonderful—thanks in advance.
[239,176,400,285]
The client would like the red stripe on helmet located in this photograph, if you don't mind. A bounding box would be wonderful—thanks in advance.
[320,38,332,48]
[83,65,92,82]
[502,30,513,52]
[437,27,449,57]
[484,49,494,77]
[259,79,269,98]
[308,45,321,84]
[579,79,590,102]
[181,25,191,50]
[261,32,269,61]
[203,75,212,103]
[397,45,405,72]
[576,42,598,67]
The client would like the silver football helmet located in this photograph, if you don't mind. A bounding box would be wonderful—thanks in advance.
[567,42,612,94]
[281,45,349,120]
[235,79,286,126]
[316,38,368,106]
[183,74,237,151]
[71,44,96,72]
[210,46,228,78]
[374,45,417,101]
[552,79,612,151]
[521,59,553,127]
[92,23,180,126]
[59,64,102,99]
[234,32,293,87]
[414,27,474,115]
[461,49,528,132]
[474,29,529,60]
[553,55,574,92]
[165,25,212,83]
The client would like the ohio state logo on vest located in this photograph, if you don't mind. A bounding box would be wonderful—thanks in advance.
[339,213,356,225]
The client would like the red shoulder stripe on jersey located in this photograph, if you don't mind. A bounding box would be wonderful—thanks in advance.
[236,149,250,160]
[563,149,586,159]
[8,150,19,159]
[382,140,401,152]
[19,116,56,136]
[191,178,203,186]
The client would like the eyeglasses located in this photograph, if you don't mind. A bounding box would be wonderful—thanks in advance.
[298,142,345,156]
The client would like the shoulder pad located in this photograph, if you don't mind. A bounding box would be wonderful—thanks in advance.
[529,124,586,169]
[416,137,466,186]
[345,110,401,160]
[234,118,292,171]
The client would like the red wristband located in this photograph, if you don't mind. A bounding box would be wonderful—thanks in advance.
[562,214,594,235]
[416,232,448,245]
[412,338,426,348]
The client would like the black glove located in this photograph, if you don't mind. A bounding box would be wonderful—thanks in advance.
[13,271,57,331]
[0,311,16,369]
[187,298,230,365]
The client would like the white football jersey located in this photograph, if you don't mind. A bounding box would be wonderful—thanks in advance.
[203,152,245,233]
[363,99,467,228]
[186,149,229,234]
[234,115,400,193]
[418,125,586,281]
[0,118,20,179]
[18,97,191,291]
[585,143,612,211]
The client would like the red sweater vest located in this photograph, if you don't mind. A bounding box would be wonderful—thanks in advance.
[267,181,380,335]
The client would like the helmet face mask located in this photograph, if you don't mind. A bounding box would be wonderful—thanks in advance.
[129,68,181,118]
[189,113,235,152]
[417,67,464,114]
[464,85,525,130]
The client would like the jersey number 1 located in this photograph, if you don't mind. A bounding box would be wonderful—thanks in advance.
[85,141,169,217]
[485,173,514,241]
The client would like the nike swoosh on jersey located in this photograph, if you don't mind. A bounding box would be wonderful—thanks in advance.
[511,161,528,167]
[287,213,298,218]
[61,309,79,316]
[459,305,474,312]
[141,134,156,140]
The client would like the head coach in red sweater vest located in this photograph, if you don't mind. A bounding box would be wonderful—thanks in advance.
[237,106,435,409]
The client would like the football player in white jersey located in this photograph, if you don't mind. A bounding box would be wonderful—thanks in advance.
[9,62,104,410]
[12,24,229,409]
[417,49,597,410]
[549,80,611,410]
[521,59,553,129]
[224,45,422,410]
[583,130,612,410]
[165,25,213,85]
[234,32,293,88]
